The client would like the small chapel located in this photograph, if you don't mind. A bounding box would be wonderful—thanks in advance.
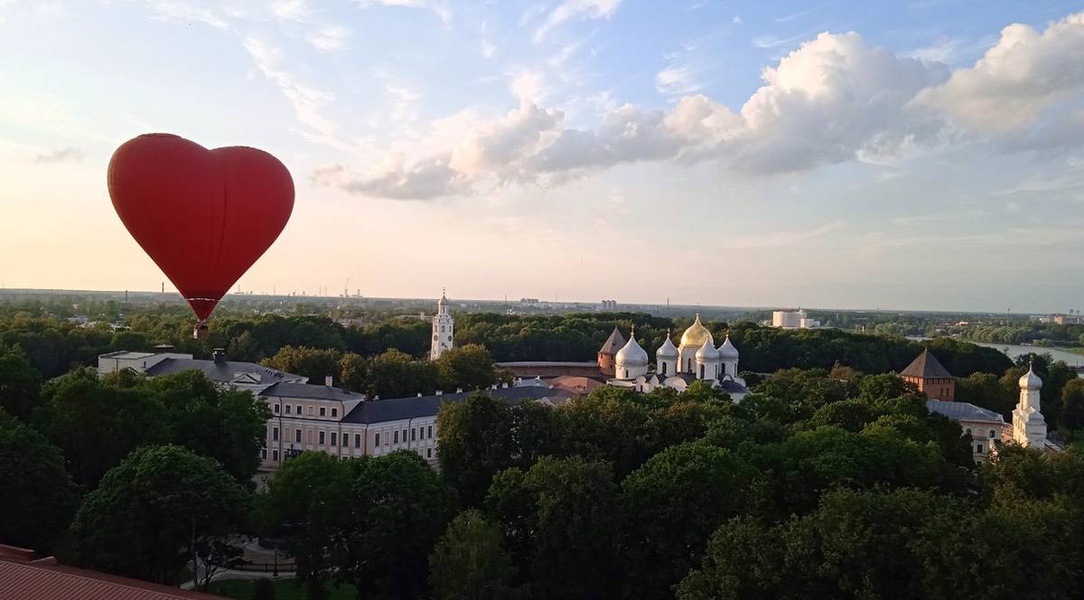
[601,314,749,400]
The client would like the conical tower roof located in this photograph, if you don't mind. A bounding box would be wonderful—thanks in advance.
[599,327,626,355]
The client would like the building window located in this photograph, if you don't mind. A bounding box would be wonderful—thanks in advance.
[272,426,279,441]
[976,443,984,453]
[384,431,389,446]
[261,449,267,459]
[355,433,361,448]
[441,325,445,332]
[272,449,279,462]
[330,432,337,447]
[427,448,432,459]
[661,363,667,375]
[394,431,399,444]
[989,429,996,438]
[964,428,971,436]
[402,429,407,443]
[428,425,433,439]
[687,358,692,372]
[296,405,302,415]
[295,429,302,443]
[332,408,338,417]
[319,431,326,445]
[447,335,452,342]
[285,404,291,414]
[274,404,280,414]
[319,407,326,417]
[375,432,381,446]
[699,364,705,379]
[411,428,417,442]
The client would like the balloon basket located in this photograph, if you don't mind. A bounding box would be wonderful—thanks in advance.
[193,321,209,340]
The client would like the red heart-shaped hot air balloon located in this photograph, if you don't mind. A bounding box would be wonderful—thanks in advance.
[108,134,294,337]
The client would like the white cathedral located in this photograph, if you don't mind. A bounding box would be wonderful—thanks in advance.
[607,314,750,400]
[430,290,454,360]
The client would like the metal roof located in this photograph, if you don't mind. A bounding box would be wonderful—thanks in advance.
[342,386,568,424]
[261,382,365,401]
[926,400,1005,423]
[598,327,626,355]
[0,556,221,600]
[144,358,305,386]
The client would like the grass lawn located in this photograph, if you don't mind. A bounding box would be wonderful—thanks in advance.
[206,578,357,600]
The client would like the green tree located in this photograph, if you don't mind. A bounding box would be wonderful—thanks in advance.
[437,393,515,508]
[364,348,439,399]
[144,370,271,483]
[70,445,248,585]
[35,368,168,488]
[1060,379,1084,433]
[260,452,353,600]
[956,372,1015,418]
[620,443,758,600]
[329,451,454,599]
[487,456,620,600]
[261,346,342,383]
[435,344,503,392]
[0,346,42,420]
[0,418,79,552]
[429,509,522,600]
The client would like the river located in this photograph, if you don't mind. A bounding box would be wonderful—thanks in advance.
[907,337,1084,368]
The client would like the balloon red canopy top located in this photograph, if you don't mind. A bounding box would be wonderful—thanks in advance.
[108,133,295,321]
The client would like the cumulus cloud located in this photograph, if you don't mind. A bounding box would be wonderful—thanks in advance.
[34,147,82,163]
[915,12,1084,132]
[317,14,1084,200]
[307,25,351,51]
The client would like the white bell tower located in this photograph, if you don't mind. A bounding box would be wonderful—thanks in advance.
[1012,363,1047,449]
[430,288,454,360]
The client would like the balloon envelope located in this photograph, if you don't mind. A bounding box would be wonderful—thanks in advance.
[108,133,294,320]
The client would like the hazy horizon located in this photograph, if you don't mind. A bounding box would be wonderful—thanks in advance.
[2,1,1083,315]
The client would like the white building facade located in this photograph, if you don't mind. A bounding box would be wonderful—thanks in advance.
[1013,365,1048,449]
[430,290,454,360]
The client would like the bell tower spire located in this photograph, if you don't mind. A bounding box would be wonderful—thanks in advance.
[430,289,454,360]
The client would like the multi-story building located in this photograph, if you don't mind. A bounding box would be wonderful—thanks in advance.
[899,349,955,401]
[772,309,820,329]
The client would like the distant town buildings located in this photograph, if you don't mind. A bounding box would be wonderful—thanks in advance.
[772,308,820,329]
[600,299,617,311]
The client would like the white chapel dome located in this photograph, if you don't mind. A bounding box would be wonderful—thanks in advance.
[616,335,649,367]
[1019,366,1043,391]
[695,339,720,361]
[718,335,739,360]
[656,332,678,359]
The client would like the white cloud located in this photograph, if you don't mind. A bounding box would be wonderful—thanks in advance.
[243,36,337,138]
[34,147,82,163]
[481,39,496,58]
[307,25,350,51]
[915,11,1084,132]
[509,69,550,104]
[533,0,621,43]
[121,0,230,30]
[655,65,701,96]
[316,18,1084,200]
[355,0,453,27]
[271,0,309,23]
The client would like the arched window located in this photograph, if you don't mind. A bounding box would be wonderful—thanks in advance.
[965,428,972,436]
[699,364,705,379]
[989,429,996,438]
[687,358,692,372]
[661,362,667,375]
[624,369,629,378]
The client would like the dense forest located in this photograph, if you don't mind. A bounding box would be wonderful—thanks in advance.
[3,295,1084,598]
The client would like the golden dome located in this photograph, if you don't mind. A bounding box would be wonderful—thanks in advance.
[680,314,714,348]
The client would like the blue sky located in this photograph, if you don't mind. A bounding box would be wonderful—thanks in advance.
[1,1,1084,313]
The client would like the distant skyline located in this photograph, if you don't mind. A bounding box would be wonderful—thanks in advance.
[2,1,1083,314]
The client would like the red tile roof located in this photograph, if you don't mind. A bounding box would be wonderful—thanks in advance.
[0,545,222,600]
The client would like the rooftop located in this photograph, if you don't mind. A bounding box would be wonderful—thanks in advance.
[144,357,306,386]
[0,545,220,600]
[261,381,365,402]
[900,349,954,379]
[926,400,1005,423]
[343,386,570,424]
